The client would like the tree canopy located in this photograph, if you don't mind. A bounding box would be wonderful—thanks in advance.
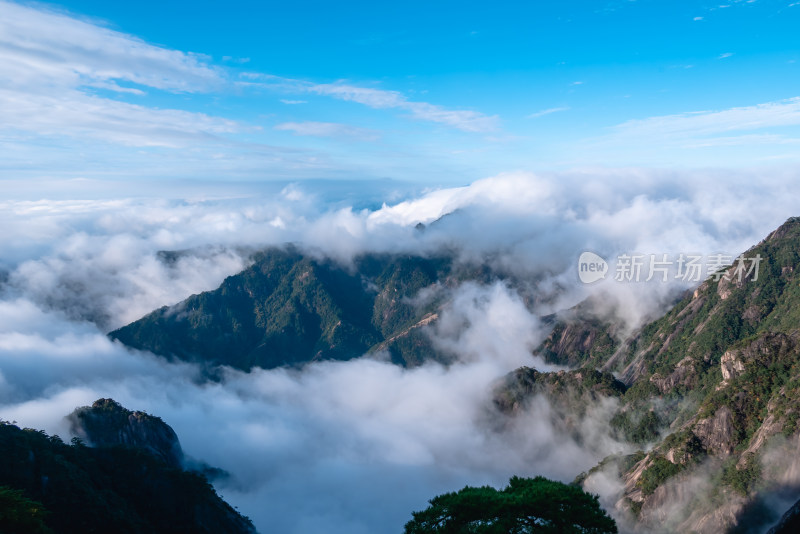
[404,476,617,534]
[0,486,52,534]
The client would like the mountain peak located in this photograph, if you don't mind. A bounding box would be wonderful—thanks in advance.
[766,216,800,243]
[67,398,183,468]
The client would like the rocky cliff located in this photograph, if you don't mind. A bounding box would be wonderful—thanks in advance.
[503,217,800,533]
[588,218,800,533]
[68,398,184,469]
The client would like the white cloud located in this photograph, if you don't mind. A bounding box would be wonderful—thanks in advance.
[609,97,800,140]
[4,169,797,334]
[0,0,243,147]
[719,52,735,58]
[367,171,556,227]
[251,75,499,132]
[678,133,800,149]
[275,121,379,141]
[0,88,240,147]
[0,0,499,177]
[527,106,570,119]
[579,98,800,166]
[222,56,251,64]
[0,1,222,93]
[0,284,617,534]
[308,82,499,132]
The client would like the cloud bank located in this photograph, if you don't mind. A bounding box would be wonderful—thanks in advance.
[1,170,799,533]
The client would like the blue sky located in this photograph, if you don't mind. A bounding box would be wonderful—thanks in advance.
[2,0,800,191]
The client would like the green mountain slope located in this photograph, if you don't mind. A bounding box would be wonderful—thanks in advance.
[110,247,490,371]
[517,217,800,533]
[0,403,254,534]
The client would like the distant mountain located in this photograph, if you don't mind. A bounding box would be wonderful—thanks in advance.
[0,400,254,534]
[502,217,800,533]
[111,247,507,371]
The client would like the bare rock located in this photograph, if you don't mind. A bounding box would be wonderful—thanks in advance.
[68,398,184,468]
[694,406,736,456]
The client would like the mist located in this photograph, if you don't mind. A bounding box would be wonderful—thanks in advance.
[1,169,799,533]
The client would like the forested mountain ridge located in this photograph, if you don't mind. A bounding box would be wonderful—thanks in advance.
[111,247,513,370]
[499,217,800,533]
[108,217,800,532]
[0,400,255,534]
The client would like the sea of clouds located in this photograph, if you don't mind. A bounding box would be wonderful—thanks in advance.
[1,170,798,533]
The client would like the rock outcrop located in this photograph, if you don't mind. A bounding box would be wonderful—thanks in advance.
[68,398,183,468]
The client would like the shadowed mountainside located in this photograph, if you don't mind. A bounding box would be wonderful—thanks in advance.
[0,399,254,534]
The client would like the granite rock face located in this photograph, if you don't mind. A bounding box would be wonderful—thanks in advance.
[68,398,183,468]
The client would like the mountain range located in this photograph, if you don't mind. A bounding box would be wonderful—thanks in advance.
[534,217,800,532]
[110,246,515,370]
[7,218,800,533]
[111,217,800,533]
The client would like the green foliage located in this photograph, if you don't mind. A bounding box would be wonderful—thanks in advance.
[578,369,628,394]
[0,422,253,534]
[627,498,643,518]
[694,331,799,448]
[111,248,461,371]
[610,409,663,445]
[542,220,800,526]
[637,456,683,496]
[0,486,53,534]
[721,454,761,496]
[68,398,183,468]
[404,476,617,534]
[661,430,706,463]
[605,219,800,477]
[782,412,799,437]
[612,220,800,417]
[367,254,450,336]
[619,379,659,405]
[620,451,647,473]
